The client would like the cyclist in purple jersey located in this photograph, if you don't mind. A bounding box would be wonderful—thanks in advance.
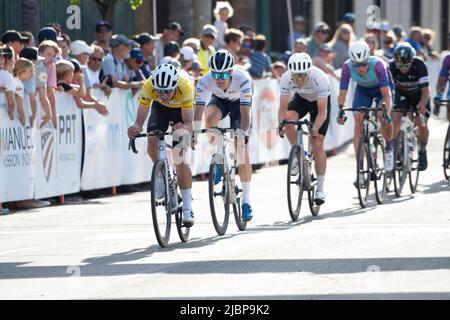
[338,41,395,180]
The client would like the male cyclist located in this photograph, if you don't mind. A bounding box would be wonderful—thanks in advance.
[278,53,331,205]
[389,42,430,171]
[434,53,450,122]
[194,50,254,221]
[338,41,395,185]
[127,64,196,227]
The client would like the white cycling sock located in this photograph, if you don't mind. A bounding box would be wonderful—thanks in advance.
[242,182,251,206]
[181,189,192,211]
[317,176,325,193]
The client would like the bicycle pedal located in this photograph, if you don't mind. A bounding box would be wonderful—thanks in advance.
[182,222,193,228]
[314,198,325,206]
[370,172,378,181]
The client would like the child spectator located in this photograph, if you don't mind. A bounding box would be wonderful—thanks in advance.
[58,33,71,60]
[20,47,43,128]
[248,34,274,79]
[36,40,60,128]
[12,58,33,126]
[213,1,234,49]
[0,45,16,121]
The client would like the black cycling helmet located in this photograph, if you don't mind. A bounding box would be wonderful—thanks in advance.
[393,42,416,65]
[209,49,234,72]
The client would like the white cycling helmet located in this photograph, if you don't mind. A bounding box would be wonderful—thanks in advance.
[287,53,312,74]
[209,49,235,72]
[348,41,370,63]
[151,64,179,91]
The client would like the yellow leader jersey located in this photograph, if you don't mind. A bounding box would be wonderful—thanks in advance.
[139,72,195,110]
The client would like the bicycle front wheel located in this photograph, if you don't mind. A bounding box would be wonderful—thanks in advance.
[209,156,230,236]
[356,138,370,208]
[287,146,304,221]
[373,135,387,204]
[444,125,450,180]
[151,160,171,248]
[409,130,420,193]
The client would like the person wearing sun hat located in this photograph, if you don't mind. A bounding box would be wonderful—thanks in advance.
[2,30,29,58]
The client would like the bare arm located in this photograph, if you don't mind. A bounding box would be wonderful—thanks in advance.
[37,87,52,128]
[5,91,15,120]
[338,89,347,107]
[47,86,57,128]
[240,106,251,132]
[380,86,392,114]
[193,104,205,130]
[278,95,290,123]
[15,94,26,126]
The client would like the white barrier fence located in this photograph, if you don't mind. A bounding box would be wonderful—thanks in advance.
[1,57,447,202]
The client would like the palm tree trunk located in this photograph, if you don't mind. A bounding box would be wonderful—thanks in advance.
[169,0,193,41]
[21,0,40,38]
[94,0,117,22]
[230,0,256,30]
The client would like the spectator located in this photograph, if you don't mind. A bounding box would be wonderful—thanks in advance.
[364,33,379,56]
[160,41,180,65]
[224,28,244,64]
[179,46,195,73]
[12,58,33,126]
[36,40,58,128]
[393,25,407,44]
[155,22,184,65]
[422,29,440,61]
[56,60,84,97]
[133,33,156,77]
[381,31,396,62]
[58,33,71,60]
[37,27,62,45]
[0,45,16,121]
[406,26,427,59]
[183,38,201,53]
[312,44,339,81]
[198,25,217,75]
[48,22,62,37]
[287,15,306,51]
[93,20,113,55]
[102,34,141,90]
[70,40,95,91]
[214,1,234,49]
[20,31,36,48]
[237,36,253,69]
[86,45,111,97]
[271,61,286,79]
[279,38,308,65]
[239,24,256,39]
[125,49,146,83]
[2,30,29,58]
[248,34,273,79]
[20,47,39,128]
[342,12,356,30]
[328,23,354,69]
[306,22,331,57]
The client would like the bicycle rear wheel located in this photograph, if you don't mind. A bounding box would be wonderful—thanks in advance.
[444,125,450,180]
[287,146,304,221]
[175,193,190,242]
[209,156,230,236]
[151,161,171,248]
[373,135,387,204]
[356,138,370,208]
[305,157,320,216]
[394,130,407,197]
[409,130,420,193]
[233,199,247,231]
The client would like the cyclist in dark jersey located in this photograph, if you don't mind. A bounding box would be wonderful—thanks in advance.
[389,42,430,171]
[434,53,450,121]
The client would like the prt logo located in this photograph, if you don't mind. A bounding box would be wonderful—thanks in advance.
[66,5,81,30]
[366,5,381,30]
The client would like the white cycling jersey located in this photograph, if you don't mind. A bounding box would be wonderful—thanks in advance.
[280,66,331,102]
[195,68,253,107]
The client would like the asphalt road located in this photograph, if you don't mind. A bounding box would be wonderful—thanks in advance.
[1,117,449,300]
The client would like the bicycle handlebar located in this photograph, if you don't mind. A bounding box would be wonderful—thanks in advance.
[278,119,313,137]
[128,131,173,154]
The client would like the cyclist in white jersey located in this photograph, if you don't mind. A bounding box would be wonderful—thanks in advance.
[194,50,254,221]
[278,53,331,205]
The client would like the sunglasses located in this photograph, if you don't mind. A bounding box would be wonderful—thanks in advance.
[353,62,369,68]
[292,72,309,81]
[90,57,103,62]
[156,89,175,95]
[396,61,412,68]
[211,72,231,80]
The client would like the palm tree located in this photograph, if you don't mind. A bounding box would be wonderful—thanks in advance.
[169,0,193,39]
[21,0,40,37]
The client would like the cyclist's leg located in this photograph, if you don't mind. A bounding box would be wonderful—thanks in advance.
[374,89,394,155]
[310,97,330,199]
[352,85,369,154]
[392,91,406,140]
[147,102,169,162]
[285,93,306,146]
[205,95,226,146]
[414,99,430,146]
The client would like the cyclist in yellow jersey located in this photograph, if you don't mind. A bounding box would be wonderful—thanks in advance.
[128,64,196,226]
